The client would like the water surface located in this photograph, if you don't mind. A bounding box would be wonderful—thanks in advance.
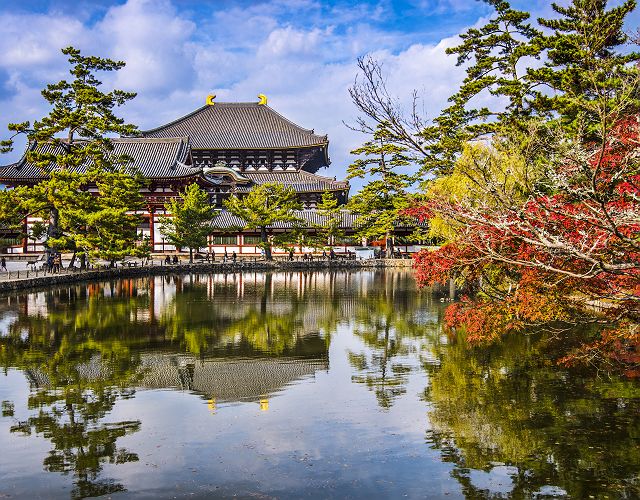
[0,271,638,499]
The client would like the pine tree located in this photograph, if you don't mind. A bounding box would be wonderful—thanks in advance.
[224,183,302,261]
[316,191,344,248]
[420,0,542,176]
[0,46,139,262]
[348,123,414,253]
[159,183,216,263]
[530,0,639,138]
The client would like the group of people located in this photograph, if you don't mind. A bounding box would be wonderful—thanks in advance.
[46,252,63,272]
[287,248,339,261]
[164,251,238,264]
[378,249,404,259]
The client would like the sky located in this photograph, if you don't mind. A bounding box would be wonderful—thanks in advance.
[0,0,639,191]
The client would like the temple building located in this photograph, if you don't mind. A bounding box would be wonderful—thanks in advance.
[0,96,421,256]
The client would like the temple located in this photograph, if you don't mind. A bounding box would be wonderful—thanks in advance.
[0,96,420,256]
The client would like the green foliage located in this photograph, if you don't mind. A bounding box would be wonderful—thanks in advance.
[0,46,140,259]
[419,0,541,175]
[0,187,28,233]
[425,132,545,241]
[159,183,216,262]
[73,171,146,263]
[348,124,414,246]
[368,0,640,177]
[224,182,302,260]
[315,191,344,246]
[530,0,640,138]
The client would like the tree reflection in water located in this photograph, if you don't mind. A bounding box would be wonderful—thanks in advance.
[0,271,638,499]
[348,272,441,409]
[423,331,640,499]
[0,284,145,499]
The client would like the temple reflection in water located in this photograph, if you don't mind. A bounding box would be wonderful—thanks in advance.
[0,271,431,405]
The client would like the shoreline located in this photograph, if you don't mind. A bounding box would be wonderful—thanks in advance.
[0,259,413,294]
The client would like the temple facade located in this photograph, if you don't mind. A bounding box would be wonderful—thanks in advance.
[0,97,421,256]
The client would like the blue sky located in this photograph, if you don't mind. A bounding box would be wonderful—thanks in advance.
[1,0,638,189]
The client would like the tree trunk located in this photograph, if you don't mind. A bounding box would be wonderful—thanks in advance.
[189,248,193,263]
[68,251,76,269]
[261,226,272,261]
[48,207,60,250]
[385,231,393,256]
[79,252,86,270]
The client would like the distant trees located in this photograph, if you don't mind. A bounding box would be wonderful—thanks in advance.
[0,47,143,267]
[224,182,302,260]
[159,183,217,263]
[315,191,344,247]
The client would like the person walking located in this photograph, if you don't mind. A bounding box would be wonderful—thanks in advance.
[288,249,294,261]
[223,249,228,263]
[1,257,6,272]
[211,249,215,262]
[232,251,237,264]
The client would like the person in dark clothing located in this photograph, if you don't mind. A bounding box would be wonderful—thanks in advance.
[232,251,237,263]
[172,255,178,264]
[288,249,294,261]
[329,248,336,260]
[1,257,6,272]
[165,255,171,265]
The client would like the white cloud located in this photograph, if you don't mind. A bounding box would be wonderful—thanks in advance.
[0,13,87,69]
[96,0,197,94]
[257,26,327,59]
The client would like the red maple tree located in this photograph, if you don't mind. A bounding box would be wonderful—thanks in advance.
[407,117,640,374]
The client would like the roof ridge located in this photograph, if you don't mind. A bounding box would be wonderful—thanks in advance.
[139,105,209,135]
[262,105,325,138]
[112,136,189,143]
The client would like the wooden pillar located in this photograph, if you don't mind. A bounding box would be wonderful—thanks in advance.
[149,206,155,252]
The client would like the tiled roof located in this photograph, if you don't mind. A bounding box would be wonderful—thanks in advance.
[211,210,353,230]
[210,209,424,230]
[24,353,328,403]
[139,354,327,402]
[0,137,195,181]
[238,171,349,193]
[140,102,329,150]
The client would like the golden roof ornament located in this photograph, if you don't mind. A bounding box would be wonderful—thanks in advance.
[206,94,216,106]
[257,93,267,105]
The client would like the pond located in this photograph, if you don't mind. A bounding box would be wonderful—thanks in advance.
[0,270,638,499]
